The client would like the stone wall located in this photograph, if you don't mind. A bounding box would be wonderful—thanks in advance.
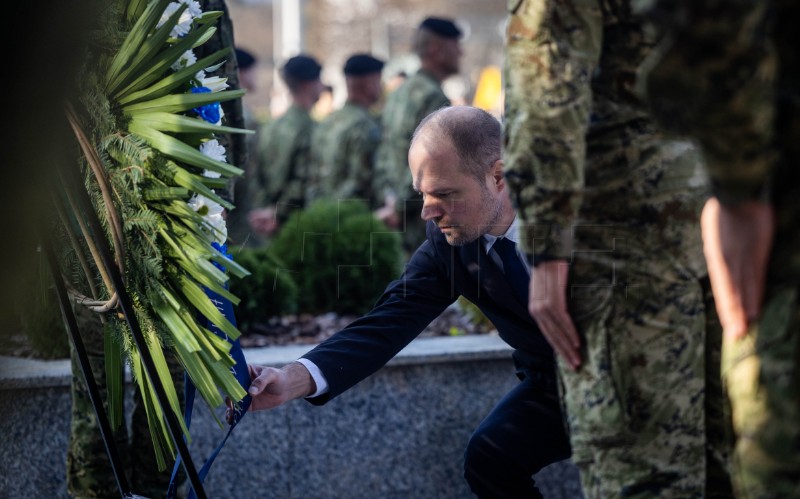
[0,336,582,498]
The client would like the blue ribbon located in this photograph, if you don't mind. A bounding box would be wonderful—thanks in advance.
[167,243,250,498]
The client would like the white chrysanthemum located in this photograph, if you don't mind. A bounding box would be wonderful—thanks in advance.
[158,1,200,38]
[179,0,203,19]
[200,139,227,163]
[206,213,227,244]
[171,49,197,71]
[199,75,229,93]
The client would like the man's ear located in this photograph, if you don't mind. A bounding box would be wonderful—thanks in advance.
[492,159,505,190]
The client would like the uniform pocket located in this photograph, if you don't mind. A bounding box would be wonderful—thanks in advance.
[560,296,635,465]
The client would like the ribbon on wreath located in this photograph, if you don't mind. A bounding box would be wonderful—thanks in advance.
[167,242,251,499]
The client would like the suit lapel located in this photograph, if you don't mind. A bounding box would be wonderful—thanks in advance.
[457,240,531,320]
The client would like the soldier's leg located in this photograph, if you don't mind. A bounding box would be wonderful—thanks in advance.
[66,303,129,499]
[723,287,800,498]
[563,280,713,498]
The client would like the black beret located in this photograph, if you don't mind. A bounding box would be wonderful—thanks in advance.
[343,54,385,76]
[282,54,322,81]
[235,48,256,69]
[419,17,462,38]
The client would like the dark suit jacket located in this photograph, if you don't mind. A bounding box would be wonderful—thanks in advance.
[303,221,555,404]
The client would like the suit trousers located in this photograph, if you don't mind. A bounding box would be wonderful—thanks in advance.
[464,367,571,498]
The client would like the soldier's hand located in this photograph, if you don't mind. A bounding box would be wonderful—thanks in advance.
[374,196,399,228]
[528,260,582,370]
[701,198,774,340]
[247,208,279,235]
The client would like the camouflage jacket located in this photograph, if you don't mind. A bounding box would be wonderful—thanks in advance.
[309,102,382,206]
[255,105,316,209]
[639,0,800,283]
[374,70,450,201]
[504,0,708,279]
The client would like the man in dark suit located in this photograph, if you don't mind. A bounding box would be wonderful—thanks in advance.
[246,106,570,498]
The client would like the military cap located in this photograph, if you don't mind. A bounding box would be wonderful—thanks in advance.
[343,54,385,76]
[235,48,256,69]
[419,17,462,38]
[282,54,322,81]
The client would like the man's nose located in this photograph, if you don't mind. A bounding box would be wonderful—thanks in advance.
[420,199,442,221]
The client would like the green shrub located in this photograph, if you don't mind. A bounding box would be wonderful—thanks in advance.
[267,199,404,315]
[457,296,496,333]
[229,246,299,332]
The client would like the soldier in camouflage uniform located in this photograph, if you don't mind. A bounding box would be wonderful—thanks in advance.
[309,54,384,207]
[67,1,242,496]
[374,17,462,253]
[250,55,324,234]
[504,1,733,496]
[636,1,800,496]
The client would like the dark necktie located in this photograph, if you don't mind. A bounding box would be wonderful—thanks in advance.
[492,237,530,306]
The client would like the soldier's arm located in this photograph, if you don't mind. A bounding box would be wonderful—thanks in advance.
[503,0,602,259]
[504,0,602,370]
[643,1,776,206]
[651,2,778,338]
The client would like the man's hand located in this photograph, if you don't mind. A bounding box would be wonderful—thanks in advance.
[528,260,581,370]
[246,362,316,412]
[701,197,775,340]
[247,207,280,236]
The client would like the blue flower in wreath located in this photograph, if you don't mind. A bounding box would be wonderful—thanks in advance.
[191,86,221,124]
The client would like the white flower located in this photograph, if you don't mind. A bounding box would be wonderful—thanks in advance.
[158,1,202,38]
[188,194,227,244]
[199,75,229,93]
[188,194,223,217]
[206,213,227,244]
[200,139,227,163]
[179,0,203,19]
[216,104,225,126]
[171,49,197,71]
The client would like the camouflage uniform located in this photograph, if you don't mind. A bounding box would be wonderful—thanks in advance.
[254,104,316,223]
[309,102,381,206]
[504,1,732,496]
[639,1,800,496]
[374,70,450,252]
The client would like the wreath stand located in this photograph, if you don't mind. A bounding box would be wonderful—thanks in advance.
[46,162,207,499]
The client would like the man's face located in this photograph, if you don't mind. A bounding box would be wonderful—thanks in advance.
[304,79,325,104]
[409,137,502,246]
[359,72,384,106]
[434,37,462,77]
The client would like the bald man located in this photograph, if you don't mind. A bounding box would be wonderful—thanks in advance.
[246,106,569,498]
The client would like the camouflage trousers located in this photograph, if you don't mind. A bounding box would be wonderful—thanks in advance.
[67,303,185,499]
[722,286,800,499]
[561,266,733,498]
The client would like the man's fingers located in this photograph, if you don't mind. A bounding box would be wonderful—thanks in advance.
[247,364,269,395]
[534,310,581,370]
